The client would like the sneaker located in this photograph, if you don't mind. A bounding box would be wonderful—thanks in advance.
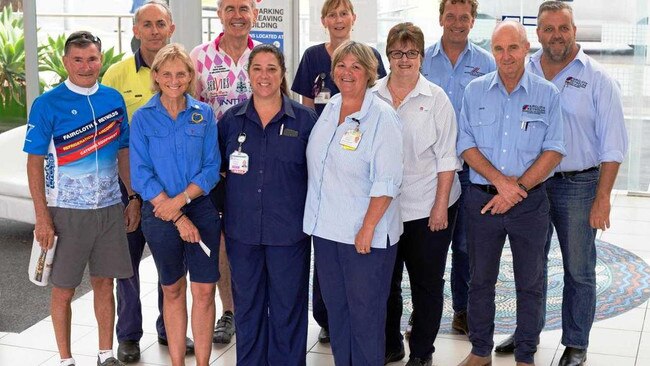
[213,310,236,344]
[406,357,432,366]
[117,340,140,362]
[97,356,125,366]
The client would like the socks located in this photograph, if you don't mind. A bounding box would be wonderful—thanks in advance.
[98,350,114,363]
[59,358,75,366]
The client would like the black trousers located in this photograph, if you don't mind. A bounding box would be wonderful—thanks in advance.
[385,202,458,359]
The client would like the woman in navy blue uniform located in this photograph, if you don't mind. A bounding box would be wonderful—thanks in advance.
[218,44,318,366]
[129,43,221,366]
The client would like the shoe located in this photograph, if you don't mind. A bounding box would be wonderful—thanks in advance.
[558,346,587,366]
[157,336,195,355]
[213,310,236,344]
[318,327,330,343]
[97,356,125,366]
[384,347,405,364]
[406,357,432,366]
[452,310,469,335]
[494,334,515,353]
[117,340,140,362]
[404,314,414,339]
[515,363,535,366]
[456,353,492,366]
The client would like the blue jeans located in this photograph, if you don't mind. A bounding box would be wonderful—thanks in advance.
[450,166,471,313]
[543,170,598,349]
[466,185,549,364]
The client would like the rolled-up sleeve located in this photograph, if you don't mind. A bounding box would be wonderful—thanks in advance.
[190,107,221,195]
[542,90,567,156]
[595,75,628,163]
[129,110,164,201]
[433,95,462,173]
[369,110,403,198]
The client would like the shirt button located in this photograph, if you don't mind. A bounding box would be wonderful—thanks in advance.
[449,91,453,95]
[257,189,262,193]
[506,115,509,119]
[504,132,508,136]
[502,149,506,153]
[259,170,263,174]
[500,166,505,170]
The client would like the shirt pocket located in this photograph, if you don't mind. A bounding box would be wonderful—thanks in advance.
[470,108,498,150]
[184,123,207,159]
[275,135,307,165]
[516,117,549,168]
[143,127,171,159]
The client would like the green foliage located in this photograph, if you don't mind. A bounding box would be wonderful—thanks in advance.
[39,34,125,87]
[0,6,26,107]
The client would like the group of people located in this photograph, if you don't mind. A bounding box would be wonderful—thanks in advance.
[23,1,628,366]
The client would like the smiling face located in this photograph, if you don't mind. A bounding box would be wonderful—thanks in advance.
[492,22,530,85]
[249,51,283,100]
[154,58,191,99]
[537,9,577,63]
[133,3,175,55]
[321,4,356,41]
[218,0,258,40]
[387,41,421,79]
[439,0,475,47]
[63,44,102,88]
[333,52,369,98]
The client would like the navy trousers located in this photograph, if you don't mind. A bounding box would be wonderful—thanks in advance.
[465,185,549,364]
[385,203,458,360]
[227,237,310,366]
[116,179,165,342]
[314,236,397,366]
[450,166,471,313]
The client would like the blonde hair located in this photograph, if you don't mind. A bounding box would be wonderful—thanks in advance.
[331,40,379,88]
[150,43,196,98]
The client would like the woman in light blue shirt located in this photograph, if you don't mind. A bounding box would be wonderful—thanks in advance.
[129,43,221,366]
[303,40,403,366]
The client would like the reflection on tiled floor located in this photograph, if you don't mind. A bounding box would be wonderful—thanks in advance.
[1,191,650,365]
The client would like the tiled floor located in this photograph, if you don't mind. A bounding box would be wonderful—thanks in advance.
[1,191,649,365]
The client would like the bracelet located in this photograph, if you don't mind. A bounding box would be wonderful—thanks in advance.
[128,193,142,202]
[173,213,186,224]
[517,182,529,192]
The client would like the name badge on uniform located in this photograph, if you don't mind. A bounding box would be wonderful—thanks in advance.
[314,88,331,104]
[229,132,249,174]
[229,151,249,174]
[340,128,362,151]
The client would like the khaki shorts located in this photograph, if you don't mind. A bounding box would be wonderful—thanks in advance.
[49,204,133,288]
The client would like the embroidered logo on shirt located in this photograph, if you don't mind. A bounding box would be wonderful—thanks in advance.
[191,112,204,124]
[464,66,486,77]
[564,76,588,89]
[522,104,546,115]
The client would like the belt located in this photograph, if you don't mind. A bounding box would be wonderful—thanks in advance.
[473,183,542,195]
[553,166,599,179]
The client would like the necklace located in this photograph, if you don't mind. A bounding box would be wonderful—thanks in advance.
[387,82,408,108]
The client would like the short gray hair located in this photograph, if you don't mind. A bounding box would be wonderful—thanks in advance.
[217,0,256,11]
[134,0,173,24]
[537,0,574,25]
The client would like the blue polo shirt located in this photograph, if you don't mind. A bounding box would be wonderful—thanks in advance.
[129,93,220,201]
[457,71,566,185]
[219,95,318,246]
[422,39,495,119]
[527,47,628,172]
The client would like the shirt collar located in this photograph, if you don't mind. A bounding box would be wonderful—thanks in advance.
[64,79,99,95]
[335,89,374,123]
[236,94,296,122]
[430,38,471,60]
[529,45,587,73]
[375,74,433,102]
[145,93,202,113]
[214,33,255,52]
[489,70,531,94]
[134,49,149,72]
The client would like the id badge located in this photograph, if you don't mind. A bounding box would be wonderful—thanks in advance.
[340,129,362,151]
[314,88,331,104]
[229,151,249,174]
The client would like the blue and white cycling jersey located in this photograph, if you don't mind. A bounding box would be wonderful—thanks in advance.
[24,80,129,209]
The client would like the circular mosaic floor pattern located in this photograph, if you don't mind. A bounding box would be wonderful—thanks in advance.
[309,237,650,334]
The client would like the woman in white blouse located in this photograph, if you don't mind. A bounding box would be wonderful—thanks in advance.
[373,22,462,366]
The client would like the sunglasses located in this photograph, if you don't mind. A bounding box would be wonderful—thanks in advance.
[65,32,102,50]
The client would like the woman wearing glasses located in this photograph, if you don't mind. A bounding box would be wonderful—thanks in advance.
[373,23,462,366]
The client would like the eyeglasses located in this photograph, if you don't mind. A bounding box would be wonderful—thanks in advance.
[388,50,420,59]
[64,32,102,50]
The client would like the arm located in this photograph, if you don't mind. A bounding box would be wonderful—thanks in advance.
[589,162,620,231]
[429,171,454,231]
[118,148,140,232]
[355,196,393,254]
[27,154,55,249]
[301,96,315,109]
[518,150,563,191]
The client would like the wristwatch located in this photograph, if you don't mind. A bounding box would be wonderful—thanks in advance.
[183,191,191,205]
[127,193,142,203]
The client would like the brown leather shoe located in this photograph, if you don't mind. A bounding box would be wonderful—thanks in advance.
[452,310,469,335]
[457,353,492,366]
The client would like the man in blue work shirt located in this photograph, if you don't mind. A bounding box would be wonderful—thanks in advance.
[418,0,495,337]
[497,2,629,365]
[456,21,565,366]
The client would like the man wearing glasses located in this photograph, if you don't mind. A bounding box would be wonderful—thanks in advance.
[24,31,135,366]
[419,0,495,338]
